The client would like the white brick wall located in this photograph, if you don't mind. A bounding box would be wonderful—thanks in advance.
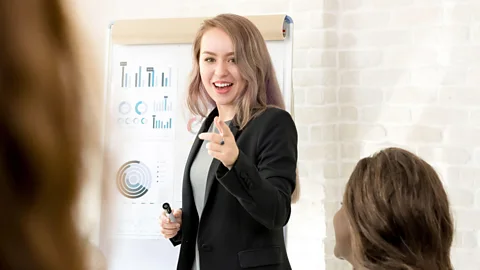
[73,0,480,269]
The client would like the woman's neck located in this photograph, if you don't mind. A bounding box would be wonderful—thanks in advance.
[217,104,235,122]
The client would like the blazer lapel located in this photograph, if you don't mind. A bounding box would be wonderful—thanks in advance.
[184,108,219,174]
[182,108,218,219]
[203,120,240,206]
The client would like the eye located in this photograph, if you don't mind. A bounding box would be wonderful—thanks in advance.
[204,57,215,63]
[228,58,236,63]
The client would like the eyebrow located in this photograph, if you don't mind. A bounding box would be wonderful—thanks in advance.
[201,51,234,56]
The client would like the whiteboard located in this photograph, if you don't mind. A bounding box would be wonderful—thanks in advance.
[100,14,294,270]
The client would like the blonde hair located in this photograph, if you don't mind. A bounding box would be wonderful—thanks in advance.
[186,13,300,203]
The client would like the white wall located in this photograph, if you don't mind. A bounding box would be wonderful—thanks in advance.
[71,0,480,269]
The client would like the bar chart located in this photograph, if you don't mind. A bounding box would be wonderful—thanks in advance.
[152,115,173,130]
[119,62,173,88]
[153,96,173,112]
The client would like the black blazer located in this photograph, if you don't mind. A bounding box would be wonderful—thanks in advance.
[170,107,298,270]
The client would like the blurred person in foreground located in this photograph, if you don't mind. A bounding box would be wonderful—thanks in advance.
[0,0,105,269]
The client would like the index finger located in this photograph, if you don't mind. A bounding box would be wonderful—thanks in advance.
[198,132,223,143]
[160,215,170,223]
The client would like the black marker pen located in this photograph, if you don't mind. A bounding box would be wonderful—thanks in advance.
[162,202,177,223]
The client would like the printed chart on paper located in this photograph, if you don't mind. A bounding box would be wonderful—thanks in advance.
[109,49,179,239]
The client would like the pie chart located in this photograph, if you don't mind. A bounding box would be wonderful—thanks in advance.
[116,160,152,199]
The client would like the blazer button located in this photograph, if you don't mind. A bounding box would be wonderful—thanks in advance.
[201,244,212,252]
[240,172,247,179]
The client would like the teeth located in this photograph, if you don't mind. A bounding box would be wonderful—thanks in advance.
[214,83,233,88]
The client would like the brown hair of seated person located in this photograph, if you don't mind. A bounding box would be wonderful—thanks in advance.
[334,147,454,270]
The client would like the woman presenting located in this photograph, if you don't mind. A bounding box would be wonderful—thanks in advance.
[160,13,299,270]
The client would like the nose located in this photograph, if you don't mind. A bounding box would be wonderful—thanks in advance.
[214,61,228,77]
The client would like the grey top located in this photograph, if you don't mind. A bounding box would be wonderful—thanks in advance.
[189,121,229,270]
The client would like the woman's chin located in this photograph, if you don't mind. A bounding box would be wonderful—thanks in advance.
[213,98,235,107]
[334,248,346,260]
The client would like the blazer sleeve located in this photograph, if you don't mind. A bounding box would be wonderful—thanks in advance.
[168,207,183,246]
[216,109,298,230]
[169,230,182,246]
